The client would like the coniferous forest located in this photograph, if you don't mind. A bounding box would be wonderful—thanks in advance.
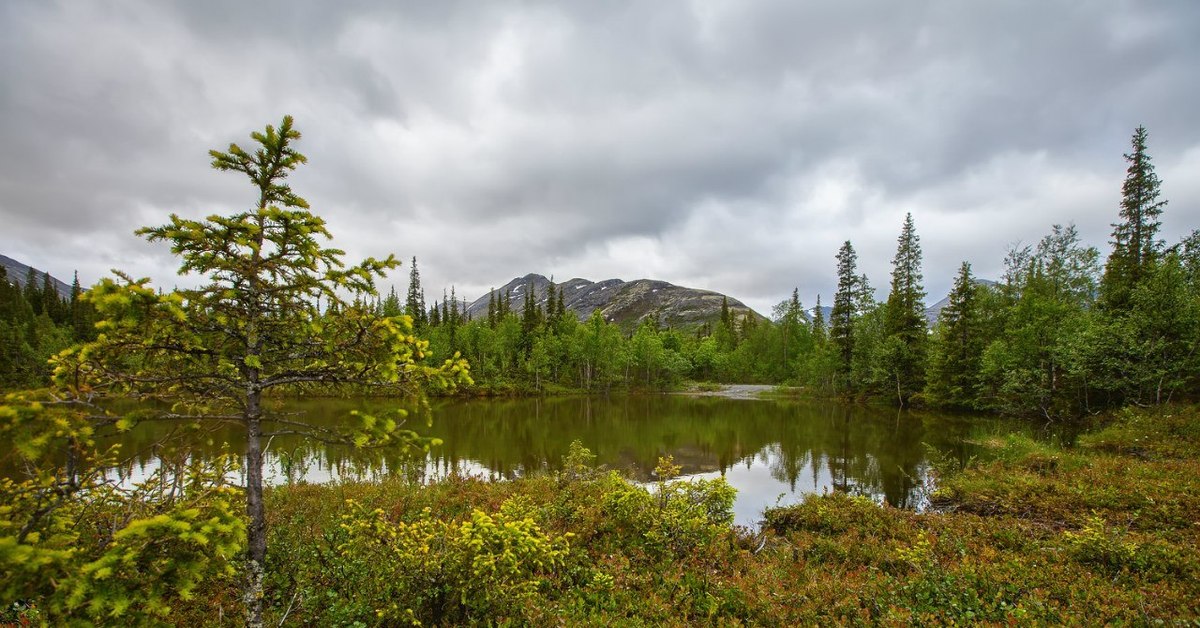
[1,121,1198,625]
[0,268,95,389]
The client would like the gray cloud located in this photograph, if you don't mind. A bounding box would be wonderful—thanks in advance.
[2,0,1198,315]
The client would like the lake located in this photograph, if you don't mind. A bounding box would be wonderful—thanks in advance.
[97,393,1059,527]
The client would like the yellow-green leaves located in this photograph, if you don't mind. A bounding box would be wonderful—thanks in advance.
[337,496,571,624]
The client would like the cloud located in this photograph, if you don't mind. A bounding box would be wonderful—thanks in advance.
[2,0,1198,316]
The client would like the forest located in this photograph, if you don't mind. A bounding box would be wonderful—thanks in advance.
[1,121,1197,625]
[381,125,1199,419]
[3,127,1196,420]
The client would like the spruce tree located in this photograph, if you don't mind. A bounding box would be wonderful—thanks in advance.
[812,294,826,342]
[716,295,736,350]
[927,262,981,406]
[406,256,428,329]
[69,271,94,341]
[830,241,859,379]
[41,271,63,323]
[882,213,927,405]
[381,285,402,317]
[1102,125,1167,311]
[546,280,558,323]
[23,267,41,316]
[54,116,470,627]
[520,282,540,356]
[781,287,802,366]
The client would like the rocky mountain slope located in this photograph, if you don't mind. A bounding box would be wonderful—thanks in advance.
[465,274,763,330]
[0,253,73,298]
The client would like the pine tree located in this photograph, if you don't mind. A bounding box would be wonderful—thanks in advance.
[487,288,497,328]
[830,241,859,379]
[1102,125,1167,311]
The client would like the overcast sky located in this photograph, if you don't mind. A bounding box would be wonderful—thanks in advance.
[2,1,1198,315]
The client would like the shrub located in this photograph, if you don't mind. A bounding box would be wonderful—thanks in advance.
[332,495,573,625]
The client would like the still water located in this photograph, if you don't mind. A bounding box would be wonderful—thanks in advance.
[101,394,1057,527]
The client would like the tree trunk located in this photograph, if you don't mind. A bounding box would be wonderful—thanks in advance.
[244,392,266,628]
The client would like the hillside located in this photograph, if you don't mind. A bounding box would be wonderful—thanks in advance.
[465,274,762,330]
[0,253,73,298]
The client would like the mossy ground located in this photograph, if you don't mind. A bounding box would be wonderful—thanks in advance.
[178,404,1200,625]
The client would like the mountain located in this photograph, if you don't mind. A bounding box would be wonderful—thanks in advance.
[805,305,833,323]
[464,274,763,330]
[924,279,997,325]
[0,253,73,298]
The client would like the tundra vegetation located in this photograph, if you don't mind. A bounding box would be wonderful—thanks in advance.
[0,122,1197,624]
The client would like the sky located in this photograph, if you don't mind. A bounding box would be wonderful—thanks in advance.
[2,1,1198,316]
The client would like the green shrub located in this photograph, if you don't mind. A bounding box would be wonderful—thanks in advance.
[332,496,573,625]
[1062,515,1138,572]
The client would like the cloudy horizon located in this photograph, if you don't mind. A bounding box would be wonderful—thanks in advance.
[2,1,1198,316]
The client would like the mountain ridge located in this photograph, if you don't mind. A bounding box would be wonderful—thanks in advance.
[463,274,763,330]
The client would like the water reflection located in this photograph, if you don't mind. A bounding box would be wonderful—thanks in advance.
[18,395,1060,526]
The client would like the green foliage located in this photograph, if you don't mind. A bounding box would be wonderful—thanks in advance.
[1062,515,1138,572]
[0,265,91,390]
[331,497,572,624]
[42,116,471,625]
[830,240,860,385]
[926,262,985,408]
[0,392,245,623]
[881,213,928,405]
[1102,125,1167,312]
[262,445,738,625]
[73,402,1189,625]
